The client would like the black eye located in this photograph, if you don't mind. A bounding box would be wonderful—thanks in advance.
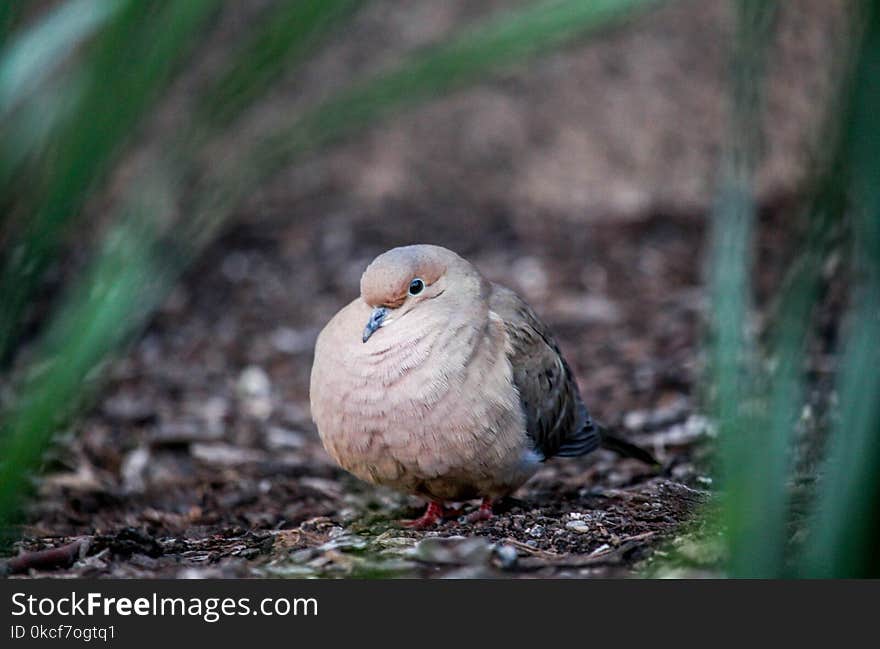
[408,278,425,296]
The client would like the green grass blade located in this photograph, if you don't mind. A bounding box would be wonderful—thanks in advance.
[0,1,25,49]
[0,182,177,522]
[709,0,779,578]
[799,0,880,577]
[0,76,83,193]
[247,0,664,170]
[752,8,861,578]
[0,0,221,364]
[0,0,124,120]
[197,0,362,129]
[194,0,669,250]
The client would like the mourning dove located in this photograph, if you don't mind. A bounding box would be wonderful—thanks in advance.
[310,244,654,527]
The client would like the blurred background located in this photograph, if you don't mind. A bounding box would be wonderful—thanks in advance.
[1,0,876,578]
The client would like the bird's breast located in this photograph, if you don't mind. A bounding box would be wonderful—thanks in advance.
[309,304,536,500]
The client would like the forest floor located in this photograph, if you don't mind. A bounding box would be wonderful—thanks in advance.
[5,208,730,578]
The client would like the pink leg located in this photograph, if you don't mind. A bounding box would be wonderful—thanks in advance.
[464,497,494,523]
[400,501,444,529]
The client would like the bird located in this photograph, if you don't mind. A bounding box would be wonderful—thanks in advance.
[309,244,656,528]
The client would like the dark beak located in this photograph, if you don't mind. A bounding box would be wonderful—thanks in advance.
[362,306,388,343]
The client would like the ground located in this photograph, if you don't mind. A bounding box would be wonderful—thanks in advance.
[6,212,719,578]
[1,0,844,578]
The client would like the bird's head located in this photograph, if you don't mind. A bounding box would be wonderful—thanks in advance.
[358,244,478,343]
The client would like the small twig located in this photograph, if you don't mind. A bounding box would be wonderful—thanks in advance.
[502,537,560,559]
[587,531,656,559]
[3,537,91,575]
[515,531,658,570]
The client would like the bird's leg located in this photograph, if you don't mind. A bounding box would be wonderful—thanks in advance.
[400,501,445,529]
[464,497,494,523]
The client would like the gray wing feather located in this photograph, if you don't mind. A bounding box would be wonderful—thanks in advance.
[489,285,600,460]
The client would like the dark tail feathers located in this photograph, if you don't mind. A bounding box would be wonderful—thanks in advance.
[598,426,659,466]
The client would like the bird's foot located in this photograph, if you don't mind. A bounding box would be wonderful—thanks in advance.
[400,499,494,529]
[462,497,494,524]
[399,501,445,529]
[439,505,464,518]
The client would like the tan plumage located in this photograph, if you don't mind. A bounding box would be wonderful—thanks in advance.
[309,244,606,522]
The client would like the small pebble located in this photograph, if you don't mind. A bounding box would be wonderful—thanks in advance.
[491,544,519,570]
[565,520,590,534]
[238,366,271,397]
[413,536,492,565]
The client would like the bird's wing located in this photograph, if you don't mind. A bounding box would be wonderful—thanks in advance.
[489,284,600,460]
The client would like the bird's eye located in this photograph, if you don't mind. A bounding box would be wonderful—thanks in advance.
[408,278,425,296]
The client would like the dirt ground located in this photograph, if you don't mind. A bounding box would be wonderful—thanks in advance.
[2,0,845,578]
[8,211,716,578]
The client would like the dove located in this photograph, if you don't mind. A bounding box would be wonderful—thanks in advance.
[309,244,655,528]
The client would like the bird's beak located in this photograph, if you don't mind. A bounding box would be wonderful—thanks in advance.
[362,306,389,343]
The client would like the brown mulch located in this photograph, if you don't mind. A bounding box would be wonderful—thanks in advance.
[6,208,718,578]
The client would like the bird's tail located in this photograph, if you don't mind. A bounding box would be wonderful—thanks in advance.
[598,425,659,466]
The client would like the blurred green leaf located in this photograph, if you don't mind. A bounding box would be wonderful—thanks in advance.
[0,178,177,520]
[197,0,361,129]
[0,0,221,364]
[800,0,880,578]
[187,0,668,251]
[709,0,779,578]
[0,76,83,193]
[250,0,664,167]
[0,1,25,49]
[712,0,880,579]
[131,0,670,248]
[0,0,124,120]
